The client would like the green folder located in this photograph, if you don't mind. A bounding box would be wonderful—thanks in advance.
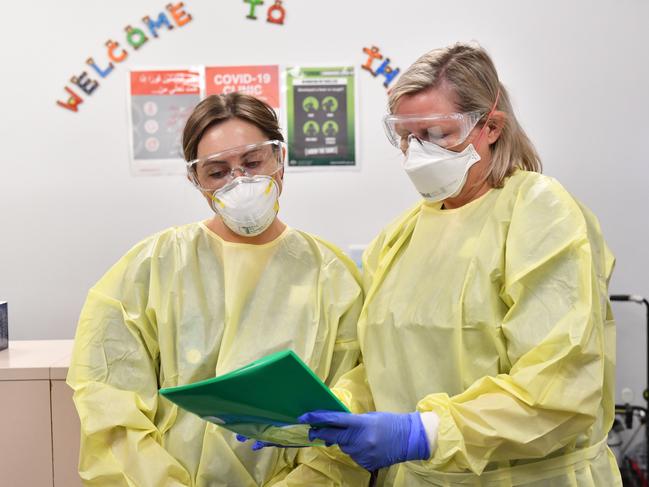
[159,349,350,446]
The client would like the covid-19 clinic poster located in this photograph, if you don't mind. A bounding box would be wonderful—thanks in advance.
[205,65,280,109]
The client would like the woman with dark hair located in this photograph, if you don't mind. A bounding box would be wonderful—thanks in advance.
[67,93,365,486]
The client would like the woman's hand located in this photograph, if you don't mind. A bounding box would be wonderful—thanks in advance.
[298,410,430,471]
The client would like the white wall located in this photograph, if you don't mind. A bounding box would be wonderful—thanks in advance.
[1,0,648,406]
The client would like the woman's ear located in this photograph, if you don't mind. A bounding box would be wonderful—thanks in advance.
[275,167,285,196]
[486,111,506,144]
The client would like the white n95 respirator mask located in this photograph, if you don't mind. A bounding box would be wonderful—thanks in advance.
[210,176,280,237]
[403,135,481,202]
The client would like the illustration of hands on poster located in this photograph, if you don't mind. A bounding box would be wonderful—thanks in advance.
[128,68,203,176]
[284,66,358,171]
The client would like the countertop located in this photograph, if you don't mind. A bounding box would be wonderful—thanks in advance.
[0,340,74,380]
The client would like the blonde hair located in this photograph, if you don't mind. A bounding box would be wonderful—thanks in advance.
[388,42,541,187]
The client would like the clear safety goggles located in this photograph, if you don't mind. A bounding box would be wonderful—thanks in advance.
[187,140,285,191]
[383,111,484,150]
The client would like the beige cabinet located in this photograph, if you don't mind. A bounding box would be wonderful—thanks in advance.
[0,340,82,487]
[0,380,53,487]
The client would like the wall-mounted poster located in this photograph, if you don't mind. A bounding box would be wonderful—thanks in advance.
[205,65,280,109]
[128,68,202,175]
[285,66,357,169]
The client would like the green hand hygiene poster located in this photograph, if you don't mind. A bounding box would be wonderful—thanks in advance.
[285,66,357,169]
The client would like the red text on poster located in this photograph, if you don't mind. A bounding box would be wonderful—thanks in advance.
[131,69,201,96]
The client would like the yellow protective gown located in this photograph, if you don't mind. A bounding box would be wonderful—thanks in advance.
[287,170,621,486]
[66,223,363,487]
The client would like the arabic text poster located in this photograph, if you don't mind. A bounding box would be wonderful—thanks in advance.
[285,66,357,168]
[128,68,202,175]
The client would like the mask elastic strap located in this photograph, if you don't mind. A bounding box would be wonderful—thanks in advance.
[473,88,501,147]
[208,192,225,209]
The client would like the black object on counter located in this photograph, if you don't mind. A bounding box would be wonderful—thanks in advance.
[0,302,7,351]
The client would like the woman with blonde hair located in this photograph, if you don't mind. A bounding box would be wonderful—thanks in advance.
[257,42,621,486]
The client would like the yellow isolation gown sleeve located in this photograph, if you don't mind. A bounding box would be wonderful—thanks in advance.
[67,236,192,487]
[303,171,619,486]
[312,235,365,388]
[67,223,362,487]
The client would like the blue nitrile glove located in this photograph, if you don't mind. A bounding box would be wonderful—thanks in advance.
[235,434,281,451]
[298,410,430,471]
